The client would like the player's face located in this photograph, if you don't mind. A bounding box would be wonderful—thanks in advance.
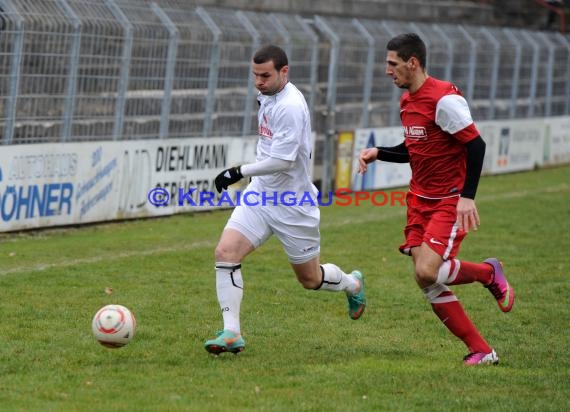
[385,51,413,89]
[252,60,288,95]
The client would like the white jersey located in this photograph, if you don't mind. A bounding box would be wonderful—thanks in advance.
[250,82,318,200]
[226,81,321,263]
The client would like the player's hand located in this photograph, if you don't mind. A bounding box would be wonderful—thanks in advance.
[214,166,243,193]
[456,197,480,233]
[358,148,379,174]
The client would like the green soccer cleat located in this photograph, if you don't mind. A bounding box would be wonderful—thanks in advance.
[204,330,245,355]
[347,270,366,320]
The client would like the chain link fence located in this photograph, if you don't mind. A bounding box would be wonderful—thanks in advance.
[1,0,570,146]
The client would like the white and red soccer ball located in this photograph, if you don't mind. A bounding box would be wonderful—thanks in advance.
[92,304,136,348]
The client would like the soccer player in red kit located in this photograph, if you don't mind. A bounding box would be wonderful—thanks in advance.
[358,33,514,365]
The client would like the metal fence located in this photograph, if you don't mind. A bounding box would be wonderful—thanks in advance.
[1,0,570,146]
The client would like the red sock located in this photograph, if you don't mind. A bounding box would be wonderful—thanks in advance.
[431,291,492,353]
[438,259,493,286]
[457,261,493,285]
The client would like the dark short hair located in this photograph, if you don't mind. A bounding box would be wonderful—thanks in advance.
[253,45,288,71]
[386,33,426,68]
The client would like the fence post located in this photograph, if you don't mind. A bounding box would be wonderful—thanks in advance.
[480,28,500,120]
[458,26,477,103]
[269,13,292,58]
[236,11,260,137]
[314,16,339,194]
[295,16,319,126]
[56,0,82,143]
[105,0,133,141]
[521,31,539,118]
[352,18,375,128]
[432,24,454,81]
[503,29,522,118]
[537,32,555,117]
[151,2,179,140]
[1,0,24,145]
[556,33,570,114]
[196,7,221,138]
[381,21,401,127]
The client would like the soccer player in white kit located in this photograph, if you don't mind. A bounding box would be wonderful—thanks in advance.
[204,45,366,355]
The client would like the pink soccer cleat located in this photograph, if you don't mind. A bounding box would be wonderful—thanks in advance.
[484,258,515,313]
[463,349,499,366]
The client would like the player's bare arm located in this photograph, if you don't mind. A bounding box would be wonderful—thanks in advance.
[358,147,379,174]
[358,141,410,174]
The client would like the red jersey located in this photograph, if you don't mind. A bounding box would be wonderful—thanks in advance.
[400,77,479,199]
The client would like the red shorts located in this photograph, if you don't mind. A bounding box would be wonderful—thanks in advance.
[399,192,466,260]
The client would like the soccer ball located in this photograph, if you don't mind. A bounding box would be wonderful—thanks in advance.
[92,304,136,348]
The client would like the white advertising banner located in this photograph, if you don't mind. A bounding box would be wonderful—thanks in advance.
[351,127,412,190]
[478,118,545,174]
[2,115,568,233]
[544,116,570,165]
[0,136,257,232]
[0,142,121,232]
[118,136,256,217]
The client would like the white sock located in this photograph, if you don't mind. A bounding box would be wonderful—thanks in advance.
[421,282,456,304]
[317,263,359,294]
[436,259,460,285]
[215,262,243,334]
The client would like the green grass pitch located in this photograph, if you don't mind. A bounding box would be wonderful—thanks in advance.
[1,165,569,411]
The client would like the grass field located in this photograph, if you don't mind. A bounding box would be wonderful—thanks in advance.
[1,165,569,411]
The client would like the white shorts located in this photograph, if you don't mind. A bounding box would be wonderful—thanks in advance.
[225,203,321,264]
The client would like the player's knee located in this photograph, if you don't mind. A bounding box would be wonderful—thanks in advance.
[299,277,320,289]
[303,281,320,289]
[297,272,321,289]
[215,243,239,262]
[414,262,438,284]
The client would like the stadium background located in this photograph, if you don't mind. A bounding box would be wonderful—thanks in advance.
[1,0,569,231]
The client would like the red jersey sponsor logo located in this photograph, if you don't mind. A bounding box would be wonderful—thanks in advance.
[403,125,427,140]
[259,114,273,138]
